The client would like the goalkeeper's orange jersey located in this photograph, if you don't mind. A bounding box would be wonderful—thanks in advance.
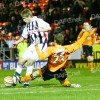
[77,29,96,46]
[35,31,89,72]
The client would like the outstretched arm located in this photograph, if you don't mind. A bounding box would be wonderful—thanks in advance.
[64,31,90,53]
[77,29,85,40]
[35,46,54,60]
[91,28,97,44]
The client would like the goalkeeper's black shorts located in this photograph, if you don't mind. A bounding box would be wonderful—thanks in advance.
[83,45,93,57]
[40,66,67,81]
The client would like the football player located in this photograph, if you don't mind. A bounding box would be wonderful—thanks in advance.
[21,28,92,87]
[13,9,51,87]
[77,22,97,72]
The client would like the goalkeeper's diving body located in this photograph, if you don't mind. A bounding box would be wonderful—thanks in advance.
[21,28,95,87]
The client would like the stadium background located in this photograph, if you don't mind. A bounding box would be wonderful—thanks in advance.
[0,0,100,70]
[0,1,100,100]
[0,44,100,70]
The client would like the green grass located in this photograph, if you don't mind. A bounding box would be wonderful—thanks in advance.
[0,68,100,100]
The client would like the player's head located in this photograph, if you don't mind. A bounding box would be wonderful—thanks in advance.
[54,33,64,45]
[20,9,33,23]
[83,22,92,32]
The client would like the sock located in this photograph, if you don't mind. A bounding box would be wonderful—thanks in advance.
[24,66,33,84]
[33,70,40,78]
[13,64,22,84]
[88,62,93,71]
[26,66,33,75]
[15,63,23,74]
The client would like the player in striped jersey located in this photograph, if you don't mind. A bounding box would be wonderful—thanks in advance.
[13,9,51,87]
[21,28,92,87]
[77,22,97,72]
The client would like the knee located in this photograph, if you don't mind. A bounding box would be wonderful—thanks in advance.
[26,59,34,66]
[87,56,94,62]
[18,61,24,66]
[18,58,26,66]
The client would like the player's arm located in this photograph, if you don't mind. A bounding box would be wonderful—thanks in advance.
[92,34,96,44]
[13,27,28,45]
[64,31,90,53]
[36,19,51,32]
[96,39,100,44]
[91,28,97,44]
[77,29,85,40]
[35,45,54,60]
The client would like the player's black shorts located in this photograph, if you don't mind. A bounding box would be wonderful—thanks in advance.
[40,66,67,81]
[83,45,93,57]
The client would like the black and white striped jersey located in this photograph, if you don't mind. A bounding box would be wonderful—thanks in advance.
[22,16,50,44]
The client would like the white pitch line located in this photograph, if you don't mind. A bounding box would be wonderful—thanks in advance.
[87,84,100,86]
[1,83,100,91]
[0,83,100,95]
[0,88,100,95]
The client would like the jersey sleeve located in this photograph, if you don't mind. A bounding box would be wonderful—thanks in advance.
[37,18,51,30]
[21,26,29,38]
[91,29,97,44]
[35,45,54,60]
[77,29,84,40]
[64,31,90,53]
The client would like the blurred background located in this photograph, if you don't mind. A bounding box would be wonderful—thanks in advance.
[0,0,100,69]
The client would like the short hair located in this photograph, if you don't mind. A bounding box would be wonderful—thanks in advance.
[20,9,33,18]
[83,22,90,28]
[54,33,64,45]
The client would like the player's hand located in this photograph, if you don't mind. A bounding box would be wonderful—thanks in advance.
[13,41,18,45]
[93,28,97,32]
[13,44,17,48]
[96,40,100,44]
[48,42,55,46]
[13,41,18,47]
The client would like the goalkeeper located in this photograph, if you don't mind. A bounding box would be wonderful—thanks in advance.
[77,22,97,72]
[21,28,95,87]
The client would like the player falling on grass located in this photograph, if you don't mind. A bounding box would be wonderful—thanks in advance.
[21,29,92,87]
[13,9,51,87]
[77,22,97,72]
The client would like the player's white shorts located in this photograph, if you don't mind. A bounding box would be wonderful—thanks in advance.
[22,43,47,61]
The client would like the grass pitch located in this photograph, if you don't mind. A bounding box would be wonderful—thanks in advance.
[0,68,100,100]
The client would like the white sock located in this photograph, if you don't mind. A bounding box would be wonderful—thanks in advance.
[33,70,40,78]
[26,66,33,75]
[24,66,33,84]
[15,63,23,74]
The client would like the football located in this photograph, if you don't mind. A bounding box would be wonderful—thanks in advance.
[4,76,14,87]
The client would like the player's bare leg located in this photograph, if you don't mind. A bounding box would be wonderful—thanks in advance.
[13,58,27,86]
[23,59,34,87]
[87,56,94,72]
